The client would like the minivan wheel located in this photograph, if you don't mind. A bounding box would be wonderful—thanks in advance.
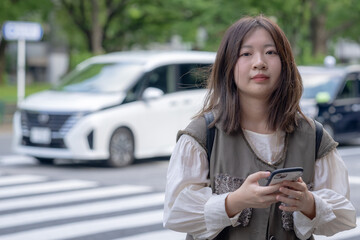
[108,127,135,167]
[35,157,54,165]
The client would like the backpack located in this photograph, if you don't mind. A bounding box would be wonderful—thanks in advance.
[204,111,323,163]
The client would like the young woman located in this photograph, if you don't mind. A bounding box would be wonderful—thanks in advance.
[163,15,356,240]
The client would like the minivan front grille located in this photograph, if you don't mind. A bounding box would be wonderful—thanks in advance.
[22,112,72,132]
[20,110,81,149]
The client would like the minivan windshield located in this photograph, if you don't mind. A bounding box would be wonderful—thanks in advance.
[301,70,343,99]
[55,63,144,93]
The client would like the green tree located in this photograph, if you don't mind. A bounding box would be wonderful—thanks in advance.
[203,0,360,64]
[56,0,220,53]
[4,0,359,75]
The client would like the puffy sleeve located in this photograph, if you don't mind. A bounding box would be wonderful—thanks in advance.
[293,148,357,239]
[163,135,241,239]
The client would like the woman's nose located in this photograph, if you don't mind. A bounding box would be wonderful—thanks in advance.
[252,54,267,70]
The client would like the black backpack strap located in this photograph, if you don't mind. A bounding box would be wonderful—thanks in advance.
[314,120,323,159]
[204,112,215,163]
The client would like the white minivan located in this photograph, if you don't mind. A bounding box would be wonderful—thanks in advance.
[13,51,216,167]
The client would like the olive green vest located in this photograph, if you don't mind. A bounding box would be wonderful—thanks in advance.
[177,115,337,240]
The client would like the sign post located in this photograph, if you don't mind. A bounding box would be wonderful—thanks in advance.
[17,39,26,106]
[2,21,43,106]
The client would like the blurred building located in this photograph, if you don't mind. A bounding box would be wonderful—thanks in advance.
[335,39,360,64]
[6,42,69,85]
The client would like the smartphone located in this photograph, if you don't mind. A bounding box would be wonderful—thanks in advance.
[266,167,303,186]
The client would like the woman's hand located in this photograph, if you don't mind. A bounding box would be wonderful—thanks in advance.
[277,177,315,219]
[225,171,280,217]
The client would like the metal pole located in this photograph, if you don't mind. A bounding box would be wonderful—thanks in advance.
[17,39,26,106]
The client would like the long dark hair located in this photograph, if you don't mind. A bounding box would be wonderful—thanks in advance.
[199,15,304,134]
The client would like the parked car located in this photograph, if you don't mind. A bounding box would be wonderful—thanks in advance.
[300,65,360,143]
[13,50,216,167]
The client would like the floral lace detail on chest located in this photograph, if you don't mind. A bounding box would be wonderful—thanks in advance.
[214,173,252,227]
[281,210,294,231]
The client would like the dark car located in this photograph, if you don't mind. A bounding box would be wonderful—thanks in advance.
[300,65,360,143]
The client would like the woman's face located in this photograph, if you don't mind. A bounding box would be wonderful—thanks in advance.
[234,27,281,101]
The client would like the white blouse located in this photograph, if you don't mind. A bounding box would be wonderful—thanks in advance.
[163,131,356,240]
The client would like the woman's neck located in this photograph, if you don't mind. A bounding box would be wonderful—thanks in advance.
[240,97,273,134]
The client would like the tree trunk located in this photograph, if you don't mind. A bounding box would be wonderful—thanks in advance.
[91,0,104,54]
[309,0,328,57]
[310,14,327,56]
[0,40,7,85]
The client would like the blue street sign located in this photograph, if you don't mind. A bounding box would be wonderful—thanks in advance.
[2,21,43,41]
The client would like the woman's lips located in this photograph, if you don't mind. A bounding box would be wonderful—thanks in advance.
[251,74,269,82]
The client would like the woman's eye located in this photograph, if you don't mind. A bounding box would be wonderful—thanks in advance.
[267,50,278,55]
[240,52,251,57]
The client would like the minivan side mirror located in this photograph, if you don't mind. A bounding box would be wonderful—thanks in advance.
[315,92,331,104]
[142,87,164,100]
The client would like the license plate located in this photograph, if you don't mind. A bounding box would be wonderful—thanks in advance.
[30,127,51,144]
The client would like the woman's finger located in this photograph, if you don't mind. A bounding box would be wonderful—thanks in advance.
[246,171,271,183]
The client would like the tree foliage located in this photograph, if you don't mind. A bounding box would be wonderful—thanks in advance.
[0,0,52,85]
[3,0,360,81]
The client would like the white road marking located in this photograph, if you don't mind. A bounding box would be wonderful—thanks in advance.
[0,193,164,228]
[349,176,360,185]
[338,147,360,158]
[0,210,163,240]
[0,174,48,186]
[0,179,98,198]
[115,229,186,240]
[0,184,152,211]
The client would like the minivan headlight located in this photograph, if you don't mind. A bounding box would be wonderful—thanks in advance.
[59,111,91,135]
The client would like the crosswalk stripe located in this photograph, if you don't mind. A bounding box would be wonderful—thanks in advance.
[0,209,163,240]
[348,176,360,185]
[115,229,186,240]
[0,179,98,198]
[0,193,165,229]
[0,185,152,212]
[0,174,48,186]
[338,147,360,157]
